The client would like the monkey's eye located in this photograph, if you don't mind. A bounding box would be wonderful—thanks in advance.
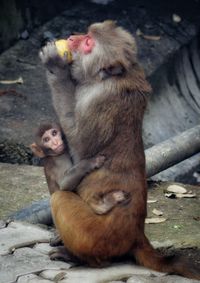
[43,137,50,143]
[52,129,57,136]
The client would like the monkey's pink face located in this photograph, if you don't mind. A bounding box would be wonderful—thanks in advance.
[67,33,95,54]
[42,128,65,154]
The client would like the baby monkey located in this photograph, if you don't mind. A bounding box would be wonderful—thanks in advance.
[31,123,131,215]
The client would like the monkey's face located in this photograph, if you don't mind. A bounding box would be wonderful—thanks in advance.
[42,128,65,155]
[67,20,137,82]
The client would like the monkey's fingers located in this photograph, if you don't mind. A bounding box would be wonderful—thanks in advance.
[49,246,71,261]
[39,42,68,71]
[39,42,57,64]
[50,234,63,247]
[50,251,70,262]
[49,246,79,265]
[118,191,132,205]
[92,155,106,169]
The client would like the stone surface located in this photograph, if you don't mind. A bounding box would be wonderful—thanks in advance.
[17,274,39,283]
[0,247,71,283]
[0,221,52,255]
[40,270,67,281]
[33,243,54,255]
[17,274,52,283]
[127,275,200,283]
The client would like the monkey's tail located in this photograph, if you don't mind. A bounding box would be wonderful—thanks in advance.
[133,235,200,280]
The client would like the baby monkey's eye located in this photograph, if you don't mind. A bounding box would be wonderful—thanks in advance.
[52,129,58,136]
[43,137,50,143]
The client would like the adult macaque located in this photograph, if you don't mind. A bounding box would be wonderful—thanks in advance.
[40,21,200,279]
[30,123,130,215]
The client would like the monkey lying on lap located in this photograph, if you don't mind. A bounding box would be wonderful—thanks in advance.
[31,122,131,215]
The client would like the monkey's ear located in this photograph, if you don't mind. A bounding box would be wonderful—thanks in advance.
[99,63,125,80]
[30,143,45,158]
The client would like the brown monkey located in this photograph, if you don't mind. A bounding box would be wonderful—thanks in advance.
[40,21,200,279]
[30,123,130,215]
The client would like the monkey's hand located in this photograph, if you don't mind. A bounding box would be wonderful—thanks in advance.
[90,155,106,170]
[39,42,70,77]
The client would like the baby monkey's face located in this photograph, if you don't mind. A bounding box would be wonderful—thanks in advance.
[42,127,65,155]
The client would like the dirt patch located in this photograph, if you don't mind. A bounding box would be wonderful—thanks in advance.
[0,163,49,219]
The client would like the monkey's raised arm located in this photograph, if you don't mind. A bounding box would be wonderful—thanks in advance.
[40,43,76,138]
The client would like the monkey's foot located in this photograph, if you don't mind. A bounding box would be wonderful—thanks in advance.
[111,191,131,205]
[49,246,74,262]
[49,234,63,247]
[103,190,131,206]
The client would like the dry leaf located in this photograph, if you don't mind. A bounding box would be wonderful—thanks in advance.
[147,199,158,203]
[176,193,196,198]
[0,77,23,84]
[172,14,181,23]
[173,225,182,229]
[167,185,187,194]
[152,208,163,216]
[136,28,142,36]
[136,28,161,41]
[145,217,167,224]
[142,34,161,41]
[54,272,66,281]
[165,192,176,198]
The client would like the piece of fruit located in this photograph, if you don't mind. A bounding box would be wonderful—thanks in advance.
[55,39,72,62]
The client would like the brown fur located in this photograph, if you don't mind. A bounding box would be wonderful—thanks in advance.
[40,21,200,279]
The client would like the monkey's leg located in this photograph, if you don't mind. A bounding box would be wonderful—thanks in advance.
[51,191,111,265]
[90,190,131,215]
[60,155,105,191]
